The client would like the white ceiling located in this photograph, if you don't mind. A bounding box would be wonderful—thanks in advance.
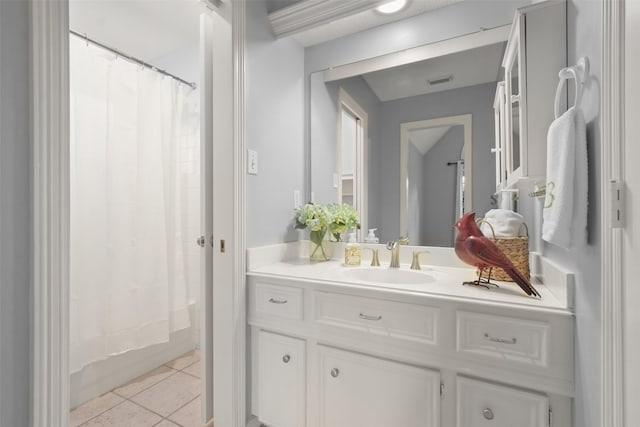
[409,125,452,155]
[287,0,464,47]
[362,41,506,101]
[69,0,209,62]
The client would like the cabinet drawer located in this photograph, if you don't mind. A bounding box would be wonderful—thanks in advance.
[314,292,438,345]
[257,331,306,427]
[254,282,303,320]
[456,376,548,427]
[456,311,549,367]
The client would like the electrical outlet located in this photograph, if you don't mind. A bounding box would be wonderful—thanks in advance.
[247,149,258,175]
[293,190,301,209]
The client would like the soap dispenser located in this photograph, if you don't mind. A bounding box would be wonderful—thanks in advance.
[364,228,379,244]
[344,232,361,266]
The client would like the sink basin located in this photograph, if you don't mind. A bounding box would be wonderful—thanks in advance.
[342,267,435,285]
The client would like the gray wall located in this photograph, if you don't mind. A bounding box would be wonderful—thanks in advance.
[512,2,602,426]
[374,82,497,243]
[562,1,601,425]
[246,0,305,246]
[0,0,31,425]
[421,126,464,246]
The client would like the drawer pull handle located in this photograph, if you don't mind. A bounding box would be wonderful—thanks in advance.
[359,313,383,321]
[268,298,288,304]
[330,368,340,378]
[282,354,291,363]
[484,333,517,345]
[482,408,494,420]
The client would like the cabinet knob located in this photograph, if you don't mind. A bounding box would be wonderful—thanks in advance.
[282,354,291,363]
[482,408,494,420]
[330,368,340,378]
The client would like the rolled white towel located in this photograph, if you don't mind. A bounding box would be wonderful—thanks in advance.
[480,209,524,237]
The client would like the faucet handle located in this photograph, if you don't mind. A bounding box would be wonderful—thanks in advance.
[362,247,380,267]
[410,250,430,270]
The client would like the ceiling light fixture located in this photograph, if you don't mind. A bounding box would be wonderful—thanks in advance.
[376,0,408,15]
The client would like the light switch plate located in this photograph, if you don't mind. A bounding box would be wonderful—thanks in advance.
[293,190,301,209]
[247,149,258,175]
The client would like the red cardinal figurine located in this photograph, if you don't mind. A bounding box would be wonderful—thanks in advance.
[454,212,541,298]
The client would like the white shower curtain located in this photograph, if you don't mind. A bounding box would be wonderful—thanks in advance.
[69,36,200,373]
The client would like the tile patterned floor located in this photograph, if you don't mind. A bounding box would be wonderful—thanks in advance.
[70,350,212,427]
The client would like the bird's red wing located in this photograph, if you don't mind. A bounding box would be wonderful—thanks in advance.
[464,236,515,270]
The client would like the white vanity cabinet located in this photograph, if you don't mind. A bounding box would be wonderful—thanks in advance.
[457,376,549,427]
[248,277,573,427]
[317,345,440,427]
[498,1,566,188]
[256,330,306,427]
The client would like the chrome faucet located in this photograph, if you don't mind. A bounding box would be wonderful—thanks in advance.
[386,240,401,268]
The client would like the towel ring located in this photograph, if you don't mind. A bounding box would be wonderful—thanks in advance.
[554,57,590,118]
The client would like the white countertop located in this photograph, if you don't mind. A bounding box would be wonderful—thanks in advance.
[248,258,571,313]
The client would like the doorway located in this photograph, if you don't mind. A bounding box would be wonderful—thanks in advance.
[67,2,213,425]
[400,114,472,246]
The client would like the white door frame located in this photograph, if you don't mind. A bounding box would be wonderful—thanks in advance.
[30,1,247,426]
[600,1,625,427]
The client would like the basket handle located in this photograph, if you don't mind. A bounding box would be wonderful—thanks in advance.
[476,218,496,239]
[476,218,528,238]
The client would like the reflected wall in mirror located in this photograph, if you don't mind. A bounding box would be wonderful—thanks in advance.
[311,28,507,245]
[401,114,471,246]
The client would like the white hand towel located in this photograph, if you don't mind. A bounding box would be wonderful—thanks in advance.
[542,106,587,248]
[571,108,588,246]
[480,209,524,237]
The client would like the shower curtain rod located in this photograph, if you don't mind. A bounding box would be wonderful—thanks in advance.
[70,30,197,90]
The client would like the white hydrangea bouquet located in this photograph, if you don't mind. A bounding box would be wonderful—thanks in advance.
[295,202,359,261]
[327,203,359,242]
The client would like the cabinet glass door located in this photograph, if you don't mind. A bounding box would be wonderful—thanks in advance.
[503,15,526,186]
[493,82,506,189]
[509,53,521,173]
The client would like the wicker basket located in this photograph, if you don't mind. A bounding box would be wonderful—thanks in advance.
[476,219,530,282]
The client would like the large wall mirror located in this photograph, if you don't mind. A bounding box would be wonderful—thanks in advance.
[310,26,509,246]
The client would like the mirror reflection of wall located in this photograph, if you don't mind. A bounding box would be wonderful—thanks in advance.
[407,124,465,247]
[311,36,505,244]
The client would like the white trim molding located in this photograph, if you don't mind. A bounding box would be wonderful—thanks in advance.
[600,1,625,427]
[31,1,70,426]
[233,1,248,426]
[268,0,390,38]
[323,25,510,83]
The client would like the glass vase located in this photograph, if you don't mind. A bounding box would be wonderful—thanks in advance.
[309,229,331,262]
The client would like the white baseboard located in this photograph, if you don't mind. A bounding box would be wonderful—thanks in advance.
[246,416,262,427]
